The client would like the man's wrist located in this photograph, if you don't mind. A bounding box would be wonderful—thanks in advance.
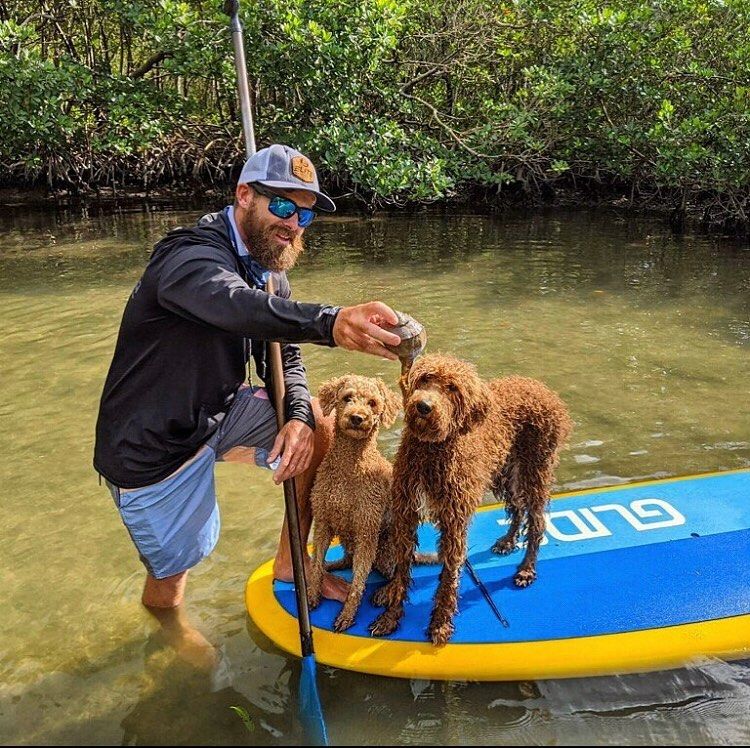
[287,409,316,432]
[323,306,342,347]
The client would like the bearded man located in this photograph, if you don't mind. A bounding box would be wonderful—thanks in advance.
[94,144,401,665]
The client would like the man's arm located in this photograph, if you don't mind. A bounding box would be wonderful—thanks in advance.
[158,244,403,361]
[158,245,339,344]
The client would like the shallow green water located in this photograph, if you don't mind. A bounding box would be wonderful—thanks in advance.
[0,202,748,746]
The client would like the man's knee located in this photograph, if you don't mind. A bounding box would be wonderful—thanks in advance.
[221,445,262,464]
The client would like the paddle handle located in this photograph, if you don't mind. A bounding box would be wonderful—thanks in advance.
[266,276,315,658]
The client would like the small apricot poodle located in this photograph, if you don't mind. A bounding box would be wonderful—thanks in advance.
[369,353,572,646]
[307,374,401,632]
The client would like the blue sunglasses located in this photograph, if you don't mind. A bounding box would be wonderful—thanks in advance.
[252,184,316,228]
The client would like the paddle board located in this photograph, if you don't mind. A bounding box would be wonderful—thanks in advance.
[246,469,750,680]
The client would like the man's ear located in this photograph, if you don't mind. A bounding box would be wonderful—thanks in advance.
[236,182,253,210]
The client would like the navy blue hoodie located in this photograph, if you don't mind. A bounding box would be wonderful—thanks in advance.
[94,210,339,488]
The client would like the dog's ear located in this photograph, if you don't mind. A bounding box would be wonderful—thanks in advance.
[403,362,420,395]
[318,376,346,417]
[377,379,401,428]
[456,377,492,434]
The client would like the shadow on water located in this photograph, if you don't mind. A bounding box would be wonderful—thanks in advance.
[116,640,290,747]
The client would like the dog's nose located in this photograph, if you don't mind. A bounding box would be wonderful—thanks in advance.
[349,414,364,426]
[416,400,432,416]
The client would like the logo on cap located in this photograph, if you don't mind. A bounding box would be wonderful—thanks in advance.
[291,157,314,184]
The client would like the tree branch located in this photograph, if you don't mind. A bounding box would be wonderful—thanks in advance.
[130,50,174,79]
[400,53,459,95]
[401,91,504,159]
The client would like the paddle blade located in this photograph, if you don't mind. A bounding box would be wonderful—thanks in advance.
[299,654,329,746]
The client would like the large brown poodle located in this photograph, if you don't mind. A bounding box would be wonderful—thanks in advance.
[369,352,572,646]
[307,374,401,632]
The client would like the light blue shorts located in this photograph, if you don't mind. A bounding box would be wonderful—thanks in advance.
[106,386,279,579]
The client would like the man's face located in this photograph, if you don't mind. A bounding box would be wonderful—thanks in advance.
[235,184,315,272]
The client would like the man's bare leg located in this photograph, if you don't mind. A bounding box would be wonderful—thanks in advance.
[221,398,348,602]
[271,399,349,602]
[142,571,217,670]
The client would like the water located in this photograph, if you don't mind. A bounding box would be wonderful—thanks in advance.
[0,202,748,745]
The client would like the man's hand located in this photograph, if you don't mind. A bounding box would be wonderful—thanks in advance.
[267,420,314,484]
[333,302,402,360]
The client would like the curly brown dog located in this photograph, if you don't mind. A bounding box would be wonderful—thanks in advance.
[306,374,401,632]
[369,352,572,646]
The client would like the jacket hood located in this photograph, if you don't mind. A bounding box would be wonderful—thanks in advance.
[150,211,230,262]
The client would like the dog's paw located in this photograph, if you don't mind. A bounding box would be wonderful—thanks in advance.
[513,568,537,587]
[371,580,403,608]
[491,538,516,555]
[371,584,390,608]
[369,611,400,637]
[333,613,355,632]
[427,621,454,647]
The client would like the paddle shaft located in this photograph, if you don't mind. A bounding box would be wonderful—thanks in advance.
[265,279,316,658]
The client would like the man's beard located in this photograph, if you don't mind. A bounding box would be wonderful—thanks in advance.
[242,216,305,273]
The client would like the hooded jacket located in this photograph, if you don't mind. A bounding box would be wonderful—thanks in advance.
[94,210,340,488]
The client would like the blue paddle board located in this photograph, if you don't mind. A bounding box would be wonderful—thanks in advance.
[246,469,750,680]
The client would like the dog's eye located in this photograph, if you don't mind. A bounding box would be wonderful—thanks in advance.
[421,374,433,383]
[343,395,353,402]
[368,399,377,408]
[447,383,458,392]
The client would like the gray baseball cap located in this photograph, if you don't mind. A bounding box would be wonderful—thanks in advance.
[237,143,336,212]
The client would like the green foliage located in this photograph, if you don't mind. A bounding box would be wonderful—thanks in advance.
[313,117,454,203]
[0,0,749,227]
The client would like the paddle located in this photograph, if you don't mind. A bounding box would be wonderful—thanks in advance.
[222,2,329,744]
[264,285,329,746]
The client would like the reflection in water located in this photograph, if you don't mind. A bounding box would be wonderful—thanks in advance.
[120,638,290,746]
[536,659,750,745]
[0,204,748,745]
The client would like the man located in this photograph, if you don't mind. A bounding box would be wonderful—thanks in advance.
[94,143,402,664]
